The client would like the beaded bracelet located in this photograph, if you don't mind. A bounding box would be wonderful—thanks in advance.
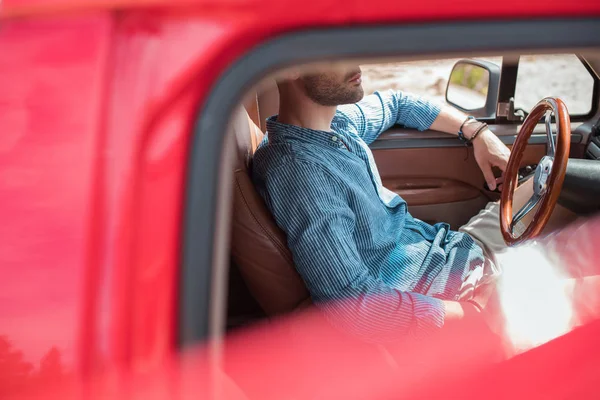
[468,122,488,142]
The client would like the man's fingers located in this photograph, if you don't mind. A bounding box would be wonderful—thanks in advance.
[482,164,497,191]
[496,176,504,192]
[494,154,509,171]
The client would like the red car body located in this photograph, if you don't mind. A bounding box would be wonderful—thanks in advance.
[1,0,600,398]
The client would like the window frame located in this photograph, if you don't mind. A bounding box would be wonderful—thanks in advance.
[578,55,600,120]
[509,54,599,121]
[180,18,600,348]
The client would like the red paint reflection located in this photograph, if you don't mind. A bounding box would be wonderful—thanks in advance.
[0,336,67,397]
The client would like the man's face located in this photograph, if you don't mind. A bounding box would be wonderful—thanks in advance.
[300,64,364,106]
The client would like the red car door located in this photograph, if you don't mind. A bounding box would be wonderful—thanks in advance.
[2,1,600,399]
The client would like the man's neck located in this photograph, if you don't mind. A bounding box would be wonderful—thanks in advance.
[277,97,337,132]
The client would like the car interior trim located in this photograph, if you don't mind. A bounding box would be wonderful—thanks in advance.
[370,132,583,150]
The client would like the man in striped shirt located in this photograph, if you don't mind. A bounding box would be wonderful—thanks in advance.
[252,63,514,341]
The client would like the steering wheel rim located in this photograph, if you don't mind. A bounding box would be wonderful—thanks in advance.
[500,97,571,245]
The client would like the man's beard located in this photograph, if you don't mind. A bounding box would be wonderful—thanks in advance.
[301,72,364,106]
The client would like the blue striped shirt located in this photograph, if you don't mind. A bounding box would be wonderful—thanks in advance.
[252,90,484,342]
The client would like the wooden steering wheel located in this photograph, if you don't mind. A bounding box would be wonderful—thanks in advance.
[500,97,571,245]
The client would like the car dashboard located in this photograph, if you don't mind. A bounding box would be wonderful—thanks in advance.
[585,124,600,160]
[557,119,600,214]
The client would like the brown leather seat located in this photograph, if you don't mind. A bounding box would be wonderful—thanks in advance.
[230,106,310,316]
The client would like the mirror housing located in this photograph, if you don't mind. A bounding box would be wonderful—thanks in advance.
[445,59,501,118]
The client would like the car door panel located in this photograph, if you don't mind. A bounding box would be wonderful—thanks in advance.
[407,197,489,230]
[372,123,584,150]
[370,123,568,228]
[386,177,481,206]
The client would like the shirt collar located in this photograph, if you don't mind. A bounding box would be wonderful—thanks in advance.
[265,115,345,149]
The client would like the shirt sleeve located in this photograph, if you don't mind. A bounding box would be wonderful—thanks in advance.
[337,89,442,145]
[264,160,445,343]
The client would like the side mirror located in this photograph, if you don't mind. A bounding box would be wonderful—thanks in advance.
[445,59,501,118]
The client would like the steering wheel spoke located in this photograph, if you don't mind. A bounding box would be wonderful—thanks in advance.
[511,194,541,234]
[545,111,556,157]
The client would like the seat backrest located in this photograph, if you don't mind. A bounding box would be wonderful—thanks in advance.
[230,106,310,316]
[256,81,280,127]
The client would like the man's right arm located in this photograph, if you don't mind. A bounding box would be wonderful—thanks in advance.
[264,160,451,342]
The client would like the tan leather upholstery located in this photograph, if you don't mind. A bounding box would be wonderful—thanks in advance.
[243,92,261,129]
[230,106,310,316]
[256,81,280,126]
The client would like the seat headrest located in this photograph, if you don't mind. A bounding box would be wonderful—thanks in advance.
[230,107,310,316]
[256,81,280,126]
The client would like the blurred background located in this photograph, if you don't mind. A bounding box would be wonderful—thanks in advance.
[362,54,594,115]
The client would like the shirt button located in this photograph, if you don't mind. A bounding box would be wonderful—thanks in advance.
[331,136,338,142]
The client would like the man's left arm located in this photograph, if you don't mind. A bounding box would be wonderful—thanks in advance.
[428,102,511,191]
[338,89,440,144]
[339,89,510,191]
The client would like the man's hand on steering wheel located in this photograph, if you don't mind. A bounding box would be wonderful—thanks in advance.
[472,129,511,192]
